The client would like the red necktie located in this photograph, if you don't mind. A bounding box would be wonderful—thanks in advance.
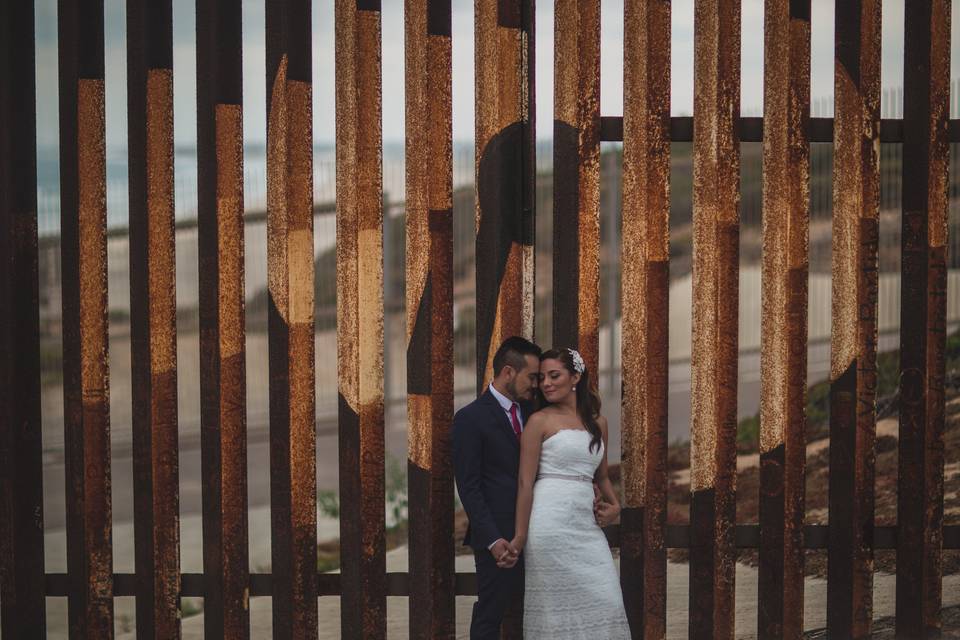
[509,403,522,440]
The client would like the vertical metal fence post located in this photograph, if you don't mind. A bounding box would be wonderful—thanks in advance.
[265,0,318,636]
[58,1,114,635]
[474,0,536,392]
[196,1,249,636]
[896,0,951,636]
[689,1,740,637]
[406,0,456,636]
[621,0,670,636]
[827,2,881,638]
[758,1,810,637]
[126,1,180,637]
[336,0,386,635]
[0,1,47,636]
[553,0,600,371]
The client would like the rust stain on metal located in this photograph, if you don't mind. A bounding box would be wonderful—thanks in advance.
[475,0,535,391]
[758,1,809,637]
[0,1,47,634]
[896,0,950,636]
[827,2,880,638]
[621,0,670,636]
[215,105,246,362]
[144,71,177,383]
[336,0,387,636]
[128,3,181,625]
[552,0,600,372]
[266,3,318,633]
[406,2,456,633]
[212,101,249,639]
[689,0,740,637]
[196,0,249,630]
[63,75,115,638]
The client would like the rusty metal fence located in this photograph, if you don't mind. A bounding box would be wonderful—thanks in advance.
[1,0,958,638]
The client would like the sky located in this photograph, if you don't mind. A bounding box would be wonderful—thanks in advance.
[32,0,960,150]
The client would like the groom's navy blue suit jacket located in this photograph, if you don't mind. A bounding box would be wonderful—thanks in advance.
[452,388,533,553]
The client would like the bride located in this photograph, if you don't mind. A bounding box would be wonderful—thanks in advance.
[508,347,631,638]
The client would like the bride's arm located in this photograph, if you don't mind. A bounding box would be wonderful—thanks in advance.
[511,413,544,553]
[594,415,621,525]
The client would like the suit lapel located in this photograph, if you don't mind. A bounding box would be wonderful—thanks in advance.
[481,389,520,451]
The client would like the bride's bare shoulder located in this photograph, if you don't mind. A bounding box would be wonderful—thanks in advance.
[530,405,561,420]
[525,411,549,427]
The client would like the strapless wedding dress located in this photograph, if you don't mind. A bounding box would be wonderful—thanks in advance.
[523,429,631,639]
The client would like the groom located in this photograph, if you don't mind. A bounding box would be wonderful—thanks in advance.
[453,336,542,639]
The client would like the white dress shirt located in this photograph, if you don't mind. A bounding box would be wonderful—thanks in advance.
[488,383,524,432]
[486,383,522,551]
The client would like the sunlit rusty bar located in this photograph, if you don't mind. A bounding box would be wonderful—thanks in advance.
[265,1,318,637]
[0,1,47,636]
[689,1,740,637]
[196,1,249,637]
[335,0,386,635]
[826,2,880,637]
[757,1,810,637]
[620,0,670,636]
[126,1,180,637]
[896,0,951,636]
[57,1,115,636]
[474,0,536,391]
[405,0,456,636]
[552,0,600,371]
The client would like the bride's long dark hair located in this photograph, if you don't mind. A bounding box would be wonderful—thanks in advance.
[538,348,603,453]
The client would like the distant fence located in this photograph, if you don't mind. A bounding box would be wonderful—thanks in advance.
[1,1,959,640]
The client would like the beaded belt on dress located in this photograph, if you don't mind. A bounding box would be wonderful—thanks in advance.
[536,472,593,483]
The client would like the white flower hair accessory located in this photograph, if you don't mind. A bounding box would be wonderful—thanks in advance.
[567,348,586,374]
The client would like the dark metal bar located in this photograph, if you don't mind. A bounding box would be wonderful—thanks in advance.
[827,1,881,638]
[39,521,960,595]
[597,116,960,143]
[689,1,740,638]
[552,0,600,371]
[827,0,880,638]
[336,0,386,636]
[36,521,960,599]
[405,0,456,637]
[896,0,950,636]
[265,0,318,637]
[57,1,115,637]
[474,0,536,392]
[621,0,670,636]
[758,1,809,637]
[196,1,249,637]
[126,2,180,638]
[0,1,47,636]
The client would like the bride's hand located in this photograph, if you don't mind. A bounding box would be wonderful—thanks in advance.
[508,535,526,556]
[594,501,620,528]
[493,537,522,569]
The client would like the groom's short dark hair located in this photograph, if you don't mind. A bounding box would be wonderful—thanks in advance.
[492,336,541,376]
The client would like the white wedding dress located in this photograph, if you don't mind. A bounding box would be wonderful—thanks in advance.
[523,429,631,639]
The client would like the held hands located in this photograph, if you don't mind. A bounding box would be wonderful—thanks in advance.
[490,536,526,569]
[593,484,621,528]
[491,538,520,569]
[504,535,526,568]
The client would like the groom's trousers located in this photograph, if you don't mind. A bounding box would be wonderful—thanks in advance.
[471,551,524,639]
